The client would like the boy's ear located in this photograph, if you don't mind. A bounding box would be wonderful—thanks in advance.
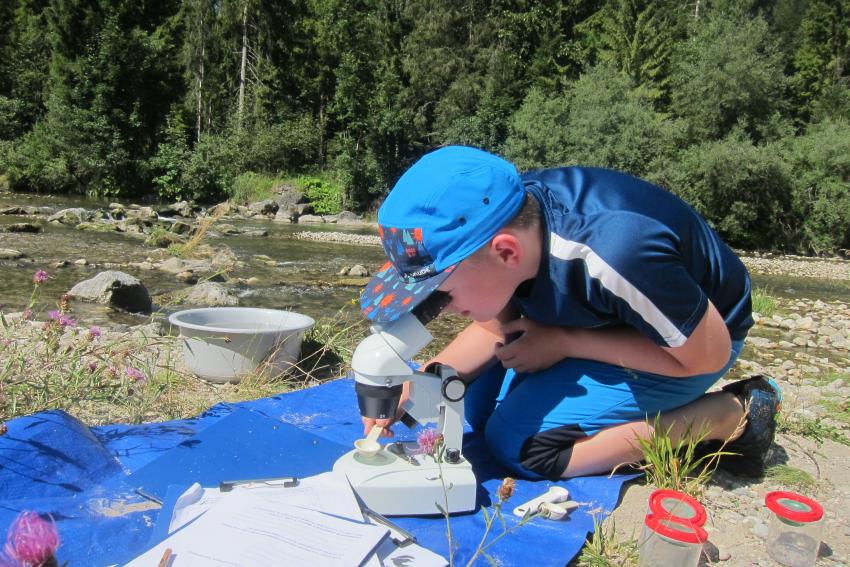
[489,233,522,267]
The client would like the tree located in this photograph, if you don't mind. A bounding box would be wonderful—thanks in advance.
[670,12,787,143]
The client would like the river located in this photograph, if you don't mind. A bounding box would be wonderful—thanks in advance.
[0,192,847,330]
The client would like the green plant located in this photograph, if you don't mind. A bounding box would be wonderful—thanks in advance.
[577,515,638,567]
[765,464,816,489]
[297,175,343,215]
[777,413,850,446]
[633,414,730,496]
[229,172,282,205]
[751,287,778,317]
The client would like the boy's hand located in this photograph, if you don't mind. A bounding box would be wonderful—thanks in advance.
[496,318,570,373]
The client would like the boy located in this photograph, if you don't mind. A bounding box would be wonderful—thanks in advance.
[360,146,779,480]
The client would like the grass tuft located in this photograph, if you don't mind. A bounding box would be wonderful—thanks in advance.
[765,464,816,489]
[751,286,778,317]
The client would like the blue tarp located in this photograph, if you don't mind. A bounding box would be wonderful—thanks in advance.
[0,378,638,566]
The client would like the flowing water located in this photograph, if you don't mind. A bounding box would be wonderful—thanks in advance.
[0,192,384,327]
[0,192,847,330]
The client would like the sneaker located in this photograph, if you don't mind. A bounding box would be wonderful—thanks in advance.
[715,375,782,477]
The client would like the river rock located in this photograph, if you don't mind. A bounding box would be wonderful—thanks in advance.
[248,199,279,216]
[274,183,305,208]
[125,206,157,221]
[348,264,369,277]
[298,214,329,224]
[48,207,91,225]
[158,257,212,275]
[0,248,26,259]
[0,222,42,233]
[180,282,239,306]
[332,211,364,224]
[77,221,118,233]
[273,206,297,223]
[68,270,152,314]
[158,201,196,218]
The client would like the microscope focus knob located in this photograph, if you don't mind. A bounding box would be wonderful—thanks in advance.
[445,448,461,464]
[442,376,466,402]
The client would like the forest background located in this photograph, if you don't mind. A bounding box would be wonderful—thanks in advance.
[0,0,848,254]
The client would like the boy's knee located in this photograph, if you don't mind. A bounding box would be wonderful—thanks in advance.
[483,410,589,480]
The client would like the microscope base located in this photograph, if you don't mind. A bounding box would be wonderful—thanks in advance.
[333,445,477,516]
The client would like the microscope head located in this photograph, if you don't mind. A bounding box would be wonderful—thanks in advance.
[351,292,450,420]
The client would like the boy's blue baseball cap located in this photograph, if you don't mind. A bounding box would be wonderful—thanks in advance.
[360,146,525,322]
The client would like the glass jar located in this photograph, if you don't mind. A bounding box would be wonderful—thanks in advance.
[647,489,707,526]
[638,514,708,567]
[765,491,824,567]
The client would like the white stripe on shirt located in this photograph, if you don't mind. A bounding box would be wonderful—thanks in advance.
[548,232,687,347]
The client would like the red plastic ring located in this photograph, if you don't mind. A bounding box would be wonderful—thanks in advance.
[643,514,708,544]
[765,491,824,523]
[648,489,707,526]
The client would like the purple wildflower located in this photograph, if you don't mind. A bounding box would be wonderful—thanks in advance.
[414,428,443,455]
[47,311,60,322]
[22,309,33,321]
[126,367,146,383]
[87,362,98,373]
[32,271,48,285]
[3,511,60,566]
[88,326,101,338]
[57,315,75,328]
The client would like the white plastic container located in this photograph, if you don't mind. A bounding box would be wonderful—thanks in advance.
[638,514,707,567]
[169,307,315,383]
[765,491,824,567]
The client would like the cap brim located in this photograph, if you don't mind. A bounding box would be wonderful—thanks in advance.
[360,262,455,322]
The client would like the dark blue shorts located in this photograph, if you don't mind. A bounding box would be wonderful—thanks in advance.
[464,340,745,480]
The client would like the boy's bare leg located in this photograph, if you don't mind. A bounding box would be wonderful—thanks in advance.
[560,391,745,478]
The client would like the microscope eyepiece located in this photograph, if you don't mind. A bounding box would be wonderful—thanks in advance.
[412,290,451,326]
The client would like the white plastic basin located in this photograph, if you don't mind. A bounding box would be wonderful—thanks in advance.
[168,307,315,383]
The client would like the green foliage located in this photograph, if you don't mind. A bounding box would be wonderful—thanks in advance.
[751,287,778,317]
[778,413,850,446]
[670,12,787,143]
[0,0,847,251]
[635,414,727,496]
[577,515,638,567]
[781,118,850,253]
[230,172,282,204]
[659,134,794,249]
[298,175,343,215]
[765,464,816,489]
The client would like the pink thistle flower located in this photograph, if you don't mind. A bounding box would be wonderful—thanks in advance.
[22,309,33,321]
[0,339,10,347]
[47,311,60,322]
[57,315,75,328]
[88,326,101,338]
[3,511,60,566]
[126,367,146,383]
[87,362,98,373]
[32,271,48,285]
[414,428,443,455]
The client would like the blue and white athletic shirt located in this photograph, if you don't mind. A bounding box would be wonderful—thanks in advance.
[515,167,753,347]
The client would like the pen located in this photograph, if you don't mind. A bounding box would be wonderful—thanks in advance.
[362,506,417,547]
[157,547,172,567]
[219,476,299,491]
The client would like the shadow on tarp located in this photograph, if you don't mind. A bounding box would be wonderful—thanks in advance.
[0,378,638,566]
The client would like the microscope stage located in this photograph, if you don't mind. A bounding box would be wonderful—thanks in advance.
[333,444,477,516]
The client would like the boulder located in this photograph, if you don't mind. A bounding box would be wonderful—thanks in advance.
[158,200,197,218]
[348,264,369,277]
[181,282,239,306]
[68,270,152,314]
[334,210,364,224]
[48,208,90,225]
[274,183,305,208]
[298,214,328,224]
[248,199,279,216]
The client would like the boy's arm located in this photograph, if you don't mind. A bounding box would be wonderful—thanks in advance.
[496,300,732,378]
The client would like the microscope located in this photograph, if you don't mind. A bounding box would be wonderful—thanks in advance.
[333,293,478,516]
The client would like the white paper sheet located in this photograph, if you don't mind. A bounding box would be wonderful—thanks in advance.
[125,491,388,567]
[167,471,364,533]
